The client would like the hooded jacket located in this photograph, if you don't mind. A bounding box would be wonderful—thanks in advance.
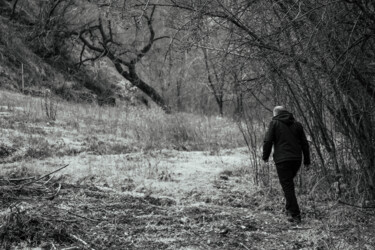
[262,111,310,165]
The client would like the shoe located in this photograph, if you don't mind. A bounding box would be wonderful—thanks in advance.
[285,210,292,217]
[288,216,301,224]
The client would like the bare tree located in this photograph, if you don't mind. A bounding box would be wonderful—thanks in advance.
[78,3,171,112]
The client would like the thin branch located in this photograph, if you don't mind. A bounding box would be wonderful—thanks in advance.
[98,17,109,44]
[79,43,86,66]
[239,242,251,250]
[193,44,248,58]
[131,5,156,64]
[339,200,375,209]
[1,176,35,182]
[153,36,171,42]
[70,234,95,250]
[79,30,105,53]
[20,164,69,187]
[68,211,101,222]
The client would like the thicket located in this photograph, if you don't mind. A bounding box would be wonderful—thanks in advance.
[168,0,375,202]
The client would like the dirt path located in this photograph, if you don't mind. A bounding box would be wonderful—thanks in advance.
[2,149,375,249]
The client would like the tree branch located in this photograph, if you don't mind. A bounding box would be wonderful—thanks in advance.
[131,5,156,64]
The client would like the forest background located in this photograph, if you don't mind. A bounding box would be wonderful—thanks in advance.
[0,0,375,249]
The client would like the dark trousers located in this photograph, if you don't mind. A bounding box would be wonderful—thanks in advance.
[276,160,301,218]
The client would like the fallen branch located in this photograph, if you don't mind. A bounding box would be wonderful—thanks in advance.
[44,183,62,200]
[338,200,375,209]
[51,218,78,223]
[289,226,312,230]
[1,176,36,182]
[21,164,69,187]
[240,242,251,250]
[54,183,62,195]
[44,175,54,185]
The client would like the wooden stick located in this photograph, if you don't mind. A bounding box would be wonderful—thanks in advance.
[240,242,250,250]
[21,164,69,187]
[338,200,375,209]
[0,176,36,182]
[61,247,80,250]
[51,242,57,250]
[10,177,36,181]
[44,175,54,185]
[290,226,312,230]
[54,183,61,196]
[70,234,95,250]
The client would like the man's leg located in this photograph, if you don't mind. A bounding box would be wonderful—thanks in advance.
[276,161,301,220]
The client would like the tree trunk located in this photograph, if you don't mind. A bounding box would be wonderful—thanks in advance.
[111,59,171,113]
[176,79,182,112]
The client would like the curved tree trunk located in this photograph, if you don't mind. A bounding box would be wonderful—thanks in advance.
[111,59,171,113]
[78,6,171,113]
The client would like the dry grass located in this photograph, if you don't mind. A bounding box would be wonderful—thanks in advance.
[1,90,375,249]
[0,89,247,198]
[0,90,244,162]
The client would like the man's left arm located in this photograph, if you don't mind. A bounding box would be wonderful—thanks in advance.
[262,121,275,162]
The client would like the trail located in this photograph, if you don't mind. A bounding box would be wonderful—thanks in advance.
[1,148,375,249]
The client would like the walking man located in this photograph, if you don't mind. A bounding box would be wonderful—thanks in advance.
[262,106,310,223]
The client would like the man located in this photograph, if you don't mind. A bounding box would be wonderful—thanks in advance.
[262,106,310,223]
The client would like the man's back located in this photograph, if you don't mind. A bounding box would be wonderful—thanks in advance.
[263,110,310,165]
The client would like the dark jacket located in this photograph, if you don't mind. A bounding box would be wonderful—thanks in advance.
[262,111,310,165]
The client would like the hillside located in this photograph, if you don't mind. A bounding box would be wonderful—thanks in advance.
[0,1,145,108]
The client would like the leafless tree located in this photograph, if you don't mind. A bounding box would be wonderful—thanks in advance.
[77,2,171,112]
[165,0,375,199]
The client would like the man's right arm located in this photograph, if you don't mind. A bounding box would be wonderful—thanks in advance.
[299,125,311,165]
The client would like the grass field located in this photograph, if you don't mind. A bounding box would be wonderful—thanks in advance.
[0,90,374,249]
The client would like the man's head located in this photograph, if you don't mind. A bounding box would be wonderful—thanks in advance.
[273,106,287,117]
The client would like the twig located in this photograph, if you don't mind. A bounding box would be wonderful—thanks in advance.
[44,175,54,185]
[289,226,312,230]
[70,234,95,250]
[54,183,61,195]
[21,164,69,187]
[338,200,375,209]
[51,218,78,223]
[240,242,251,250]
[44,183,61,200]
[2,176,36,182]
[61,247,80,250]
[51,242,57,250]
[5,196,34,201]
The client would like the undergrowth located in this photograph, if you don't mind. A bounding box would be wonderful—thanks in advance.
[1,90,374,249]
[0,90,244,156]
